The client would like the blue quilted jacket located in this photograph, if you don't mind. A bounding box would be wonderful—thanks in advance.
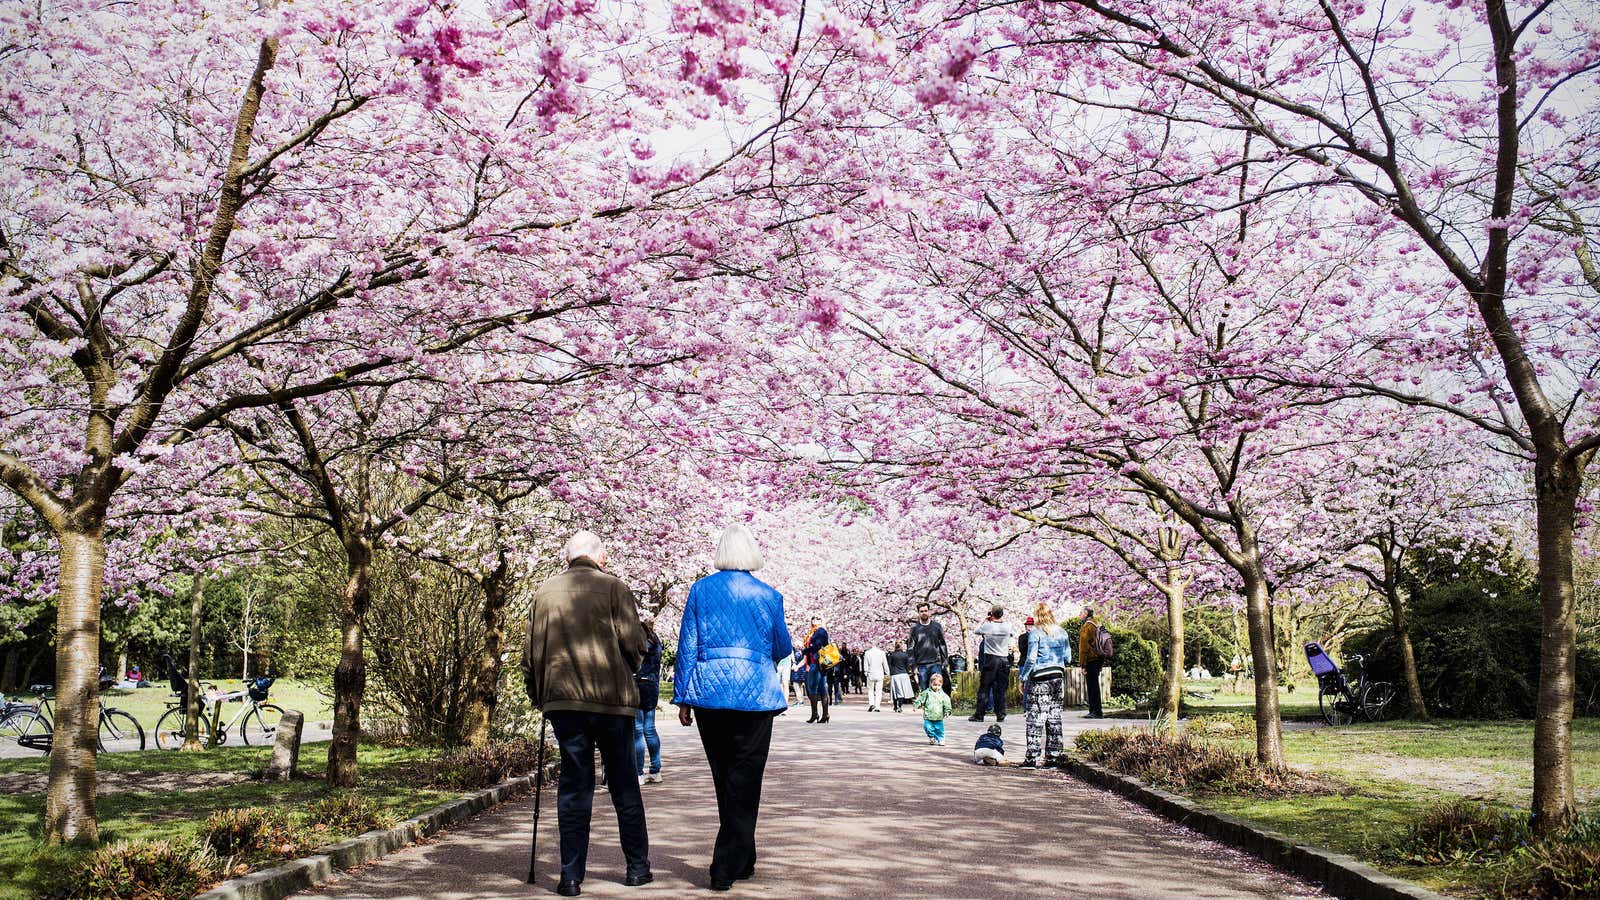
[672,570,792,712]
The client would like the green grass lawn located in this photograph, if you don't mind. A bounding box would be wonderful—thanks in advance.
[1148,718,1600,897]
[0,742,452,899]
[1173,678,1324,719]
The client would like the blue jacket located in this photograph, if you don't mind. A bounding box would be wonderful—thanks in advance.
[672,570,792,712]
[975,732,1004,754]
[1020,624,1072,682]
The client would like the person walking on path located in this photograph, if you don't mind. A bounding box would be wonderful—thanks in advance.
[908,602,949,695]
[829,642,847,705]
[521,531,653,896]
[863,642,888,712]
[969,605,1016,722]
[635,615,664,784]
[1079,609,1106,720]
[672,524,793,892]
[802,616,832,723]
[887,642,914,712]
[788,643,807,706]
[1018,602,1072,769]
[913,672,953,745]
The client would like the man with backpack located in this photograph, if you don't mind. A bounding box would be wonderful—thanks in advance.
[1079,609,1111,719]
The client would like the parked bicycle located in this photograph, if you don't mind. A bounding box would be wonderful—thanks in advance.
[1,683,147,753]
[154,675,283,750]
[1305,641,1397,725]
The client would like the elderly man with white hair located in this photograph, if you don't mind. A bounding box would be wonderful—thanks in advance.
[522,530,652,896]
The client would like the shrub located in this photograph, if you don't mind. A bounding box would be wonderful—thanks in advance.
[1073,728,1119,756]
[201,807,304,859]
[419,737,544,790]
[1106,626,1161,702]
[1075,727,1320,796]
[64,839,219,899]
[302,792,394,834]
[950,669,1020,711]
[1392,801,1530,864]
[1520,843,1600,899]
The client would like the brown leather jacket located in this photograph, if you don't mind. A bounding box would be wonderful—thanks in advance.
[521,558,647,717]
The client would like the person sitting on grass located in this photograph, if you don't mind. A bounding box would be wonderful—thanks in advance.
[973,724,1006,766]
[914,672,953,745]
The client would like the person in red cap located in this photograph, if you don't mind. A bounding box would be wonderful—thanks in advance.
[1017,615,1036,669]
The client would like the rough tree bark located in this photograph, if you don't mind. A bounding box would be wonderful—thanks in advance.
[461,552,509,748]
[183,576,206,750]
[45,528,106,843]
[1376,543,1428,719]
[328,536,373,788]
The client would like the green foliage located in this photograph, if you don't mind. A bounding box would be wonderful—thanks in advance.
[59,839,220,899]
[1073,727,1323,797]
[301,793,394,835]
[1346,541,1600,718]
[200,807,303,858]
[1521,843,1600,899]
[1391,801,1530,864]
[1106,625,1161,701]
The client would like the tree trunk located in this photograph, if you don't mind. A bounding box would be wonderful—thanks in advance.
[115,651,127,686]
[44,528,105,844]
[1156,582,1185,724]
[2,648,19,692]
[1379,549,1428,720]
[1240,566,1285,767]
[462,560,510,748]
[1531,451,1581,832]
[328,538,372,788]
[184,576,206,750]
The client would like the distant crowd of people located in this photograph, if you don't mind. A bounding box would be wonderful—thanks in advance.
[520,526,1115,896]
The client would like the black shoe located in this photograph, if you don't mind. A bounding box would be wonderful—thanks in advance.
[737,868,754,881]
[1019,758,1038,769]
[710,880,733,892]
[968,715,984,722]
[624,872,653,887]
[558,880,581,897]
[820,714,829,723]
[996,715,1006,721]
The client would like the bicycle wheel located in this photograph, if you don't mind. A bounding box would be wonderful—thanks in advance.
[1362,681,1398,722]
[1319,685,1354,726]
[98,709,146,752]
[0,708,36,739]
[154,707,210,750]
[16,712,53,753]
[241,704,284,746]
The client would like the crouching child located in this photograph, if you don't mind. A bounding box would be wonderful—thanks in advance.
[973,724,1006,766]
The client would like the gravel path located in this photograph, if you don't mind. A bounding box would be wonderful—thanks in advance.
[302,701,1324,899]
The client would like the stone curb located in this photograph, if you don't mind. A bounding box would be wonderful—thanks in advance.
[1059,758,1444,900]
[195,775,536,900]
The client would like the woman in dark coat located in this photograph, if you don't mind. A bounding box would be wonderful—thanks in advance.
[802,615,831,723]
[673,525,793,891]
[635,616,664,783]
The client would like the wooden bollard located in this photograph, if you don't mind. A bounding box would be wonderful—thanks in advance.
[264,709,304,781]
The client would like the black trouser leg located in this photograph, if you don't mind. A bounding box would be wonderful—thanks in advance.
[549,713,596,884]
[1086,660,1104,717]
[696,710,774,885]
[992,665,1010,719]
[974,654,996,718]
[595,713,650,877]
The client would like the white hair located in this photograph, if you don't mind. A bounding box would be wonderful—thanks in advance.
[713,523,763,572]
[563,530,606,565]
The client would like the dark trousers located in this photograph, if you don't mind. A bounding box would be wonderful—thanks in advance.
[695,708,775,885]
[548,711,650,884]
[974,654,1008,719]
[1085,660,1104,717]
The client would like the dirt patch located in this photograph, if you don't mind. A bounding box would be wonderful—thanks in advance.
[1351,753,1517,800]
[0,769,254,796]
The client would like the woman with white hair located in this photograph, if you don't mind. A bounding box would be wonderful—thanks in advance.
[672,524,792,891]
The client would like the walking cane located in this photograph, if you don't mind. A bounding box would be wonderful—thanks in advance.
[527,715,550,885]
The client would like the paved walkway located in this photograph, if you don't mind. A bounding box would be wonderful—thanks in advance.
[303,701,1325,899]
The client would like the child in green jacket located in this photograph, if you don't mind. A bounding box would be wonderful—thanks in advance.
[914,672,953,745]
